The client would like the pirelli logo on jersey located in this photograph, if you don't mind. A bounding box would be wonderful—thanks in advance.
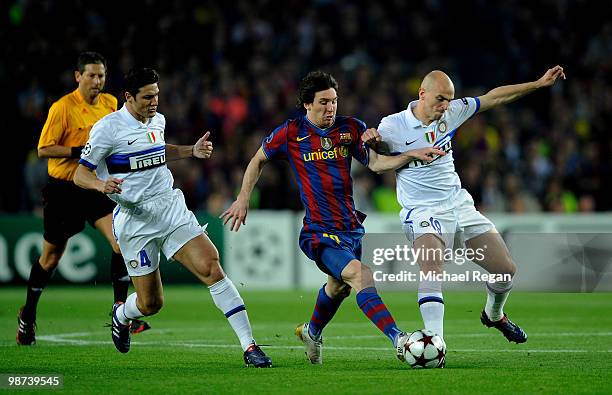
[129,150,166,170]
[106,146,166,174]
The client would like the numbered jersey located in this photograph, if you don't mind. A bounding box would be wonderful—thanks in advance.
[79,105,173,207]
[377,98,480,218]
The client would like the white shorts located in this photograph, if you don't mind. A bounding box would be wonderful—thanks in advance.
[401,189,495,250]
[112,189,204,276]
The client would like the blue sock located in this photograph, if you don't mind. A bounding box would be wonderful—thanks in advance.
[356,287,402,346]
[308,284,343,340]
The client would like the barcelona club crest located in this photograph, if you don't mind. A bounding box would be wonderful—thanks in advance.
[425,131,436,144]
[320,137,333,150]
[339,132,352,145]
[437,120,447,134]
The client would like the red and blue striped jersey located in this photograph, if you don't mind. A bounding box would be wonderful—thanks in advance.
[262,115,369,232]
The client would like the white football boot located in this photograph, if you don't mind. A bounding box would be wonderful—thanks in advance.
[395,332,410,362]
[295,323,322,364]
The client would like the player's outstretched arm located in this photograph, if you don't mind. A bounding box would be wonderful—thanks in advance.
[477,65,566,113]
[220,147,268,232]
[74,164,123,194]
[369,148,446,173]
[362,128,446,173]
[166,131,213,161]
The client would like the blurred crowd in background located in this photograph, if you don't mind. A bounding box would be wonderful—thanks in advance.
[2,0,610,215]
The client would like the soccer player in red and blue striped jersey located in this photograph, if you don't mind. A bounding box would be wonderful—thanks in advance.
[221,71,444,364]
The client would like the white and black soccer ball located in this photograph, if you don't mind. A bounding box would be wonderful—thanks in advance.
[400,329,446,368]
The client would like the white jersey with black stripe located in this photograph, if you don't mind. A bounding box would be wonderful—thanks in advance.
[79,104,173,207]
[377,98,480,221]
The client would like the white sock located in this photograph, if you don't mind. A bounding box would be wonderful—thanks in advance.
[209,277,255,351]
[116,292,144,325]
[485,280,512,321]
[418,280,444,338]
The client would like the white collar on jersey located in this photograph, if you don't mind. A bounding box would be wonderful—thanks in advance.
[405,100,432,128]
[119,104,154,128]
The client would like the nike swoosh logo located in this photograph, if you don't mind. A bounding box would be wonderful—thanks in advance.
[405,139,419,145]
[127,139,137,145]
[297,135,310,142]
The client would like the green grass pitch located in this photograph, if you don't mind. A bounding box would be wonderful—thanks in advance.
[2,286,611,394]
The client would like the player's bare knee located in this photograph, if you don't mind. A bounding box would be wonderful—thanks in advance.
[206,260,225,283]
[195,256,224,283]
[360,264,374,280]
[419,262,443,274]
[327,282,351,299]
[39,256,60,271]
[341,260,367,283]
[202,248,220,271]
[110,241,121,255]
[503,259,517,277]
[418,255,444,275]
[489,251,516,276]
[139,297,163,316]
[415,236,445,271]
[195,263,212,279]
[343,262,374,291]
[336,284,351,299]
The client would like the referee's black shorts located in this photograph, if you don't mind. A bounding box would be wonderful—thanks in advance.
[42,177,117,245]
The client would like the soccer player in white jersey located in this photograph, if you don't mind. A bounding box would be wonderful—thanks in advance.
[364,65,566,346]
[73,68,272,367]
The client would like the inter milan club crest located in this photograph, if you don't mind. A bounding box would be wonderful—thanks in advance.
[437,120,447,134]
[320,137,333,150]
[425,130,436,144]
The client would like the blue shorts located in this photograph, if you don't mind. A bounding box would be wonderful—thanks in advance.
[299,229,364,281]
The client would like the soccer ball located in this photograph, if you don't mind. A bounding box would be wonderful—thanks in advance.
[399,329,446,368]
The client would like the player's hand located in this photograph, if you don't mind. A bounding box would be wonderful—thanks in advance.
[101,177,123,194]
[537,65,566,88]
[220,198,249,232]
[362,128,382,149]
[406,147,446,162]
[193,131,213,159]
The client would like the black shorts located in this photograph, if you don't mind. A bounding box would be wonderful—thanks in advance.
[42,177,117,245]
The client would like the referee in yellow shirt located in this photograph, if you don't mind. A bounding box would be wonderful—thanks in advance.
[16,52,149,345]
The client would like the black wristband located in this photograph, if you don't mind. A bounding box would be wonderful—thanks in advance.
[71,146,84,159]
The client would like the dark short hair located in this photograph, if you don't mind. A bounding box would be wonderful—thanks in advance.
[297,71,338,107]
[124,68,159,97]
[77,52,107,73]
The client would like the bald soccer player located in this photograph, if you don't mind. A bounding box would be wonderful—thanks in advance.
[364,66,565,348]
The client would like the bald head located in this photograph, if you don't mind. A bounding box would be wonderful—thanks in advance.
[414,70,455,124]
[421,70,454,92]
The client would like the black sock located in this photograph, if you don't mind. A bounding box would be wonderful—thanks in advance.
[22,259,53,322]
[111,252,130,303]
